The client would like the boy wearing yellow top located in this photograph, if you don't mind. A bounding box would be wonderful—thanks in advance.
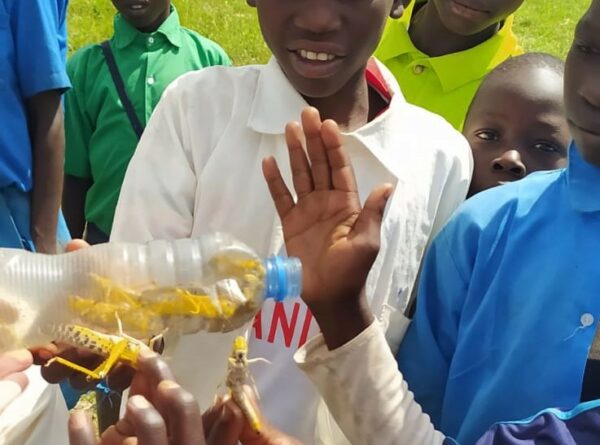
[375,0,523,130]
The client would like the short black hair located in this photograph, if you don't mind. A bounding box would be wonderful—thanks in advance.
[468,52,565,117]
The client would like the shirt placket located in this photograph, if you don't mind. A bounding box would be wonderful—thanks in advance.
[144,35,157,124]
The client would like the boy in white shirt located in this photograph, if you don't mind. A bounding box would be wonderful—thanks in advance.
[99,0,471,442]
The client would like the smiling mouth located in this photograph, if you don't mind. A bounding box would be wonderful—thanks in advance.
[128,1,149,11]
[296,49,337,62]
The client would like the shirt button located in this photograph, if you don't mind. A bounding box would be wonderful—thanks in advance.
[413,64,425,75]
[147,76,155,86]
[147,36,155,44]
[581,313,595,327]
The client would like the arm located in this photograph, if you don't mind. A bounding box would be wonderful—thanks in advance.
[63,54,94,239]
[62,175,92,239]
[296,322,445,445]
[26,92,65,253]
[10,0,71,253]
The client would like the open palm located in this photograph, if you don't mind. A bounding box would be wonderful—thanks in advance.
[262,108,393,317]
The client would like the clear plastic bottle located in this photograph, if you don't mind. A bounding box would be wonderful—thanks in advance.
[0,233,301,353]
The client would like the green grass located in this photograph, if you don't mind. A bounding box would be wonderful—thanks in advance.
[69,0,589,63]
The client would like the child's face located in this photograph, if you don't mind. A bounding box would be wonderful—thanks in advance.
[465,66,570,196]
[431,0,524,36]
[248,0,402,98]
[112,0,170,32]
[564,0,600,167]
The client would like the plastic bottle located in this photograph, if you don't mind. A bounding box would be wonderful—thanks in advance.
[0,233,302,353]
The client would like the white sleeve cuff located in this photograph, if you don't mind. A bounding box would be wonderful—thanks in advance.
[295,322,444,445]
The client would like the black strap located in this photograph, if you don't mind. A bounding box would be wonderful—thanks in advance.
[100,41,144,140]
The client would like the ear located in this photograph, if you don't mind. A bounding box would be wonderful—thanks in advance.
[246,0,257,7]
[390,0,405,19]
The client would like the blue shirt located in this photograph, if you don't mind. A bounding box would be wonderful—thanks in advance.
[398,143,600,445]
[0,0,71,191]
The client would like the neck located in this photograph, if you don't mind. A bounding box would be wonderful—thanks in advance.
[304,69,375,132]
[409,2,499,56]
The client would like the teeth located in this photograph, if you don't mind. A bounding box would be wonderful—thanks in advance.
[130,4,144,9]
[298,49,336,62]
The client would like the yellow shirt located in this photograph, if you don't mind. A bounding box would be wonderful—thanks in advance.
[375,0,523,130]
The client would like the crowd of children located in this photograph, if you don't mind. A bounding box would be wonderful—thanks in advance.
[0,0,599,444]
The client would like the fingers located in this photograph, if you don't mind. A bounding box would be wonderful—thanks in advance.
[68,410,97,445]
[66,239,90,253]
[155,380,205,445]
[124,395,168,445]
[285,121,314,199]
[321,119,358,193]
[0,349,33,378]
[262,157,295,218]
[301,108,332,191]
[204,399,245,445]
[350,184,394,248]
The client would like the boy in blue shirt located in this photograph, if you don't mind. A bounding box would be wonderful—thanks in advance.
[0,0,71,253]
[397,0,600,443]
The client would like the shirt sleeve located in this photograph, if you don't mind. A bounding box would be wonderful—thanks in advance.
[64,52,94,179]
[7,0,71,98]
[396,218,473,428]
[110,80,196,242]
[295,321,446,445]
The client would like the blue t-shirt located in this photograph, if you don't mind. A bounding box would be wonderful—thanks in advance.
[399,143,600,444]
[0,0,71,191]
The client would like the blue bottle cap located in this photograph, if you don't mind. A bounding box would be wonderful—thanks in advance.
[264,256,302,301]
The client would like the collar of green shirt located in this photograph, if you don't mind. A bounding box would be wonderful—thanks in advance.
[376,0,522,93]
[112,5,182,50]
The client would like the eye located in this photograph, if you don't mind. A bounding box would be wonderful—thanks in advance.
[474,130,499,141]
[575,43,600,55]
[533,141,561,154]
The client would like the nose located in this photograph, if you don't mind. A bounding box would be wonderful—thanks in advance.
[293,1,342,34]
[492,150,527,178]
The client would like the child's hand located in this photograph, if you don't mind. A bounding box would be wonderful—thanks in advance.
[0,349,33,413]
[68,352,302,445]
[262,107,393,348]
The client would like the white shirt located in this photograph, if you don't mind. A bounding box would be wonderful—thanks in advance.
[295,322,444,445]
[111,58,472,443]
[0,367,69,445]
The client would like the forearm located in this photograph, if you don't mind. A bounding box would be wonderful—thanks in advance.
[309,292,374,350]
[27,91,65,253]
[62,175,92,239]
[295,321,445,445]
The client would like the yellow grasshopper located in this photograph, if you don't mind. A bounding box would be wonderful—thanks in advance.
[45,318,164,381]
[225,336,270,433]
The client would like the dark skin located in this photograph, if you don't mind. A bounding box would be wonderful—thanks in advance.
[27,91,65,254]
[564,0,600,167]
[247,0,403,130]
[111,0,171,33]
[68,351,301,445]
[409,0,524,57]
[465,65,570,196]
[64,0,171,239]
[263,108,392,349]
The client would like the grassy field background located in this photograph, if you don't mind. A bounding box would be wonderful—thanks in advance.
[69,0,590,64]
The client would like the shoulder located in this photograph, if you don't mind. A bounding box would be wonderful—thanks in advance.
[445,170,564,239]
[179,27,231,63]
[161,64,262,104]
[68,43,102,71]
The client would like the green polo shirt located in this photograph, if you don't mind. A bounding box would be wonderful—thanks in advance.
[375,0,523,130]
[65,7,230,235]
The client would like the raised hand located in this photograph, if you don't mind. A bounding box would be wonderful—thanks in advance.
[262,107,393,348]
